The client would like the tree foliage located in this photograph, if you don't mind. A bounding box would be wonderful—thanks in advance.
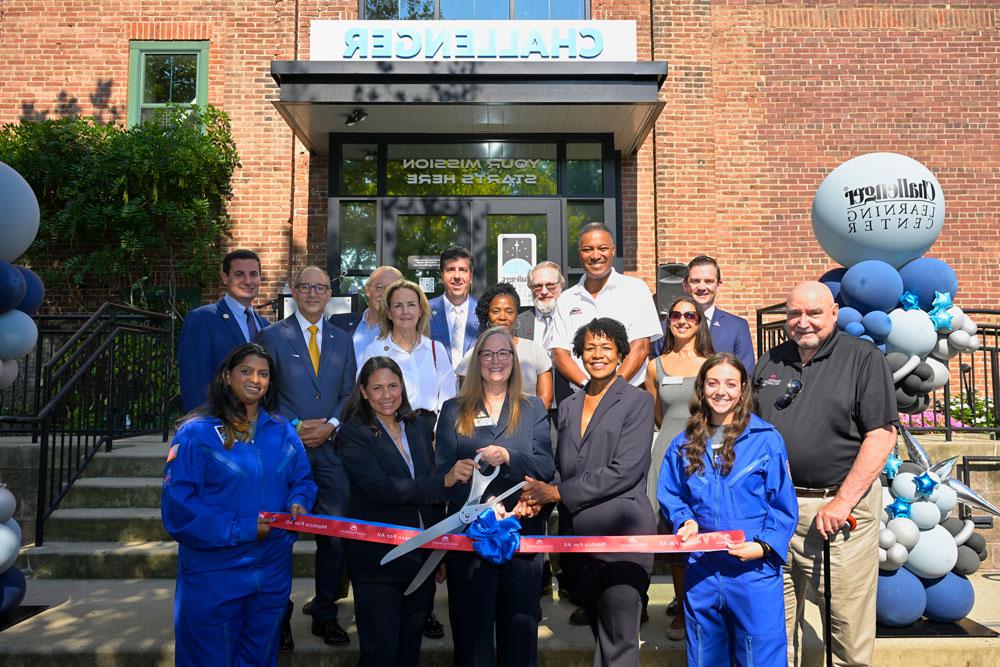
[0,105,240,312]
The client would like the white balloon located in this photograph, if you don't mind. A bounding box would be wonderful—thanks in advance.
[967,335,981,352]
[924,356,950,391]
[891,472,919,501]
[948,329,971,350]
[0,358,18,390]
[882,487,895,507]
[960,316,978,336]
[904,524,958,579]
[0,161,41,262]
[888,517,920,550]
[886,542,909,568]
[933,484,958,517]
[879,547,888,565]
[930,337,959,360]
[910,500,942,530]
[879,528,898,549]
[881,509,890,524]
[3,518,20,545]
[886,309,937,358]
[0,485,15,523]
[0,523,18,573]
[811,153,945,268]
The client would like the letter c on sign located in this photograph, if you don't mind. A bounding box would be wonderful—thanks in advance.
[577,28,603,59]
[396,29,420,59]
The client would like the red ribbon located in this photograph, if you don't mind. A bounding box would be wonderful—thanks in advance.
[260,512,743,554]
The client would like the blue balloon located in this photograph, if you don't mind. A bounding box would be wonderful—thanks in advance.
[876,568,926,627]
[0,261,26,314]
[862,310,893,339]
[841,260,904,314]
[0,565,26,615]
[819,267,847,301]
[877,343,887,353]
[899,257,959,311]
[922,572,974,623]
[0,309,38,359]
[15,266,44,315]
[837,307,863,329]
[844,321,866,337]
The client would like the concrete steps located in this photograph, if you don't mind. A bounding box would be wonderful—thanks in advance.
[60,477,162,508]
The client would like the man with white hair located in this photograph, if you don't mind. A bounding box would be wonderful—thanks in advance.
[516,260,571,405]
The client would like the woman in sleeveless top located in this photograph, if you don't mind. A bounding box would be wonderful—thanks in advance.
[643,295,714,640]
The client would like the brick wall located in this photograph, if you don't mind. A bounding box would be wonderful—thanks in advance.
[1,1,997,318]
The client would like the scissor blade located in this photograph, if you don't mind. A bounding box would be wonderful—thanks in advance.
[380,513,466,565]
[404,549,446,596]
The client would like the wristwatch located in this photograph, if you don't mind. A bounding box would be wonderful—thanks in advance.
[753,538,773,560]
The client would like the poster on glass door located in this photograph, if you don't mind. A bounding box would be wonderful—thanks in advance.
[498,234,536,303]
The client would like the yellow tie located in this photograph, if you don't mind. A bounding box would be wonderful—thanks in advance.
[308,325,320,375]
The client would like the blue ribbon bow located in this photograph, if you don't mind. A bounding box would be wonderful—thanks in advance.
[467,509,522,564]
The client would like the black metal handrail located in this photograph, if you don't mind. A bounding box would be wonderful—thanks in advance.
[756,305,1000,440]
[0,303,177,545]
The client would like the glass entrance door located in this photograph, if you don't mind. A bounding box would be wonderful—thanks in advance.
[382,199,562,299]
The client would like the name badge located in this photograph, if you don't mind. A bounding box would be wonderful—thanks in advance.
[661,376,684,385]
[474,416,495,428]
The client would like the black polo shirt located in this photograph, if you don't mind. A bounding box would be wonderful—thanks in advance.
[752,330,897,489]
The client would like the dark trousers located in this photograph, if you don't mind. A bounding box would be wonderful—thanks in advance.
[354,577,434,667]
[563,556,650,667]
[446,551,543,667]
[307,442,350,621]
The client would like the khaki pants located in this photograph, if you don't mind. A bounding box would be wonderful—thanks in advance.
[784,481,881,667]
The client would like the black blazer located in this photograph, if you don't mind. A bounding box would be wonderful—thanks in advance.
[555,376,657,567]
[338,417,448,584]
[516,308,574,405]
[435,394,555,534]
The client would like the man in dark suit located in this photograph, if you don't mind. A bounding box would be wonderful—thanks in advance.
[328,265,402,367]
[257,265,357,648]
[178,249,269,411]
[652,255,755,373]
[428,246,479,368]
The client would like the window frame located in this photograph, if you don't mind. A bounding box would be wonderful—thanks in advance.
[127,40,210,126]
[359,0,590,20]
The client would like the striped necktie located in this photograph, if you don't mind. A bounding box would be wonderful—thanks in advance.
[450,306,464,359]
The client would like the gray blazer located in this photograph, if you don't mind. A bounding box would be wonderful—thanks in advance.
[555,376,656,568]
[256,316,357,423]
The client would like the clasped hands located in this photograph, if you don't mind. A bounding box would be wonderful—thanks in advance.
[298,419,336,447]
[257,503,307,541]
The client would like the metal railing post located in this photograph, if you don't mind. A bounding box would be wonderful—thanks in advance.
[35,424,49,546]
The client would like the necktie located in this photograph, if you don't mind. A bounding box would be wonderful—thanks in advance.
[540,315,553,349]
[307,325,320,375]
[451,306,464,359]
[245,308,259,342]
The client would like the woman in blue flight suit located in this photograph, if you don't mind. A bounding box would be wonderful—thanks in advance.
[162,343,317,667]
[657,353,797,667]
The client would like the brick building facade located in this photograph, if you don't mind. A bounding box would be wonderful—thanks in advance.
[1,1,997,323]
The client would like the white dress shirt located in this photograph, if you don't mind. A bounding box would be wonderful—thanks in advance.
[292,311,340,427]
[445,298,470,366]
[360,334,457,413]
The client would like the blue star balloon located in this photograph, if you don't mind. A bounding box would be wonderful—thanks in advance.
[899,291,921,311]
[913,471,940,498]
[930,309,953,331]
[883,452,903,479]
[931,291,953,311]
[886,497,913,520]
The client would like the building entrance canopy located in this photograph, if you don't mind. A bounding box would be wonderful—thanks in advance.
[269,60,667,155]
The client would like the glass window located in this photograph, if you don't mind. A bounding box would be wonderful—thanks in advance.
[441,0,509,20]
[365,0,435,19]
[395,215,460,296]
[340,144,378,196]
[340,202,378,293]
[566,200,604,270]
[565,142,603,196]
[387,142,557,196]
[516,0,587,20]
[128,41,209,126]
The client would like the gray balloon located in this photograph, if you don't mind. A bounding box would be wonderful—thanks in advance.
[0,485,15,524]
[965,533,986,554]
[953,545,981,576]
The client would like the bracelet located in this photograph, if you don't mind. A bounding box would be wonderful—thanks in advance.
[753,538,773,559]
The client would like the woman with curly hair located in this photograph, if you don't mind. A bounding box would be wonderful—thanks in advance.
[656,352,797,667]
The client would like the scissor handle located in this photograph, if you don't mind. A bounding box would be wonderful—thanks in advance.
[466,453,500,505]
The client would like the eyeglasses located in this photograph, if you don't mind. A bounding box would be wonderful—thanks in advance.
[530,282,560,294]
[669,310,699,323]
[294,283,331,295]
[479,350,513,363]
[774,379,803,410]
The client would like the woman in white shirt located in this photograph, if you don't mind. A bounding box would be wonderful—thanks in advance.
[359,279,457,427]
[454,282,553,408]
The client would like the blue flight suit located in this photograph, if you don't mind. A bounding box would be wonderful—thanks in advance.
[162,410,317,667]
[657,414,797,667]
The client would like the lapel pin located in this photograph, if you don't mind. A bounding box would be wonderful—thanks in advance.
[223,313,230,319]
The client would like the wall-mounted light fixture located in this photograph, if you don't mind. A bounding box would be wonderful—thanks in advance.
[345,109,368,127]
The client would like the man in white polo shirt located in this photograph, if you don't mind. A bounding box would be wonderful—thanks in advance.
[549,223,662,390]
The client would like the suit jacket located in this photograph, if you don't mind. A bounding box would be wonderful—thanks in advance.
[337,417,447,584]
[652,307,755,374]
[328,311,363,335]
[435,394,555,534]
[555,377,656,567]
[516,308,574,406]
[178,298,269,411]
[256,316,356,424]
[429,294,480,355]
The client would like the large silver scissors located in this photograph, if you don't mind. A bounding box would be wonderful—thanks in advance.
[381,453,526,594]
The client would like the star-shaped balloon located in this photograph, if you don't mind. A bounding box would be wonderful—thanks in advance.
[886,497,913,519]
[913,471,940,498]
[929,309,953,331]
[931,291,953,311]
[883,452,903,479]
[899,291,921,311]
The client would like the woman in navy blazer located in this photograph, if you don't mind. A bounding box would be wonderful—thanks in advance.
[435,327,556,667]
[338,356,476,667]
[522,318,657,667]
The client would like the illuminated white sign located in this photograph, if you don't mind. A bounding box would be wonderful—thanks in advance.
[310,21,637,62]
